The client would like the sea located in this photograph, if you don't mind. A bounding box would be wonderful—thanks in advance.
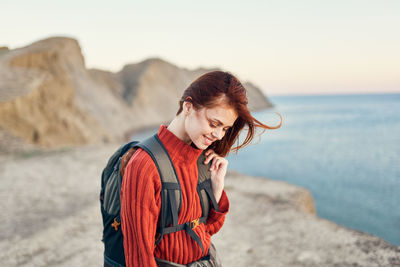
[227,93,400,246]
[132,93,400,246]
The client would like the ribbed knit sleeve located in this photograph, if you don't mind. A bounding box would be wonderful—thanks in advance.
[205,189,229,236]
[120,148,162,267]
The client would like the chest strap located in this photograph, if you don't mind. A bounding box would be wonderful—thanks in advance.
[159,217,207,254]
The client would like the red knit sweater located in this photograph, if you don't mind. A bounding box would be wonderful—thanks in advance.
[120,124,229,267]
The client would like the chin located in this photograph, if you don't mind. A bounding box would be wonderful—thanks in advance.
[196,143,207,150]
[192,140,208,150]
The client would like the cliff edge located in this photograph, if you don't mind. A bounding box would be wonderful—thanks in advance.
[0,145,397,267]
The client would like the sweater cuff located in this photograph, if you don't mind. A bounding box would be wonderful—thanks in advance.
[208,190,229,220]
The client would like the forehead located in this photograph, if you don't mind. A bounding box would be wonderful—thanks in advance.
[203,105,238,126]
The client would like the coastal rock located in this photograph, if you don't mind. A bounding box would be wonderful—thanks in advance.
[0,46,9,56]
[98,57,274,137]
[0,37,273,152]
[243,81,274,111]
[0,37,113,148]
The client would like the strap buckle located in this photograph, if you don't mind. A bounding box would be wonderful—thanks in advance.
[190,218,200,230]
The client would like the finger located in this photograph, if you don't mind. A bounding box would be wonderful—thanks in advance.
[216,159,225,170]
[213,158,227,172]
[209,157,216,170]
[216,160,222,170]
[210,157,216,169]
[210,157,222,171]
[205,149,214,156]
[205,151,215,160]
[207,156,215,167]
[204,153,218,164]
[210,160,215,171]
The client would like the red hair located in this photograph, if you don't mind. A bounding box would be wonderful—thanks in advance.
[177,71,282,157]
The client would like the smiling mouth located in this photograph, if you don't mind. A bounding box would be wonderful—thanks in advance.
[203,135,214,145]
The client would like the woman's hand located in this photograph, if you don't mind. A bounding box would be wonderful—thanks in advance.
[203,149,228,203]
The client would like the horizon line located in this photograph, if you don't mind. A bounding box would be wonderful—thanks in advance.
[266,91,400,97]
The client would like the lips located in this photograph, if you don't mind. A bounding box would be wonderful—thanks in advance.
[203,135,214,145]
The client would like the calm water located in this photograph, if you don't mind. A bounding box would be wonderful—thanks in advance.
[131,93,400,246]
[227,93,400,246]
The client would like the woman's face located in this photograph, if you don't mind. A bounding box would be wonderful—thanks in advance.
[183,102,238,150]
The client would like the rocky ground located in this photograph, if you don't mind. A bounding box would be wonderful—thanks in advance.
[0,144,399,267]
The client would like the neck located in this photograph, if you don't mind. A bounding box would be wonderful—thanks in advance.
[167,114,192,145]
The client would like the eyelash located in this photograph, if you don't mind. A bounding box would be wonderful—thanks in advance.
[209,122,229,132]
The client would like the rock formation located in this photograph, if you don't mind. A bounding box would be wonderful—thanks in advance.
[0,38,113,149]
[0,37,273,152]
[0,46,9,55]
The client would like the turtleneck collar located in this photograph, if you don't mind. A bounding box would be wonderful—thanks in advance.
[157,124,203,164]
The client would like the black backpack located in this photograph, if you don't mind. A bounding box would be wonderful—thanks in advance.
[100,133,220,267]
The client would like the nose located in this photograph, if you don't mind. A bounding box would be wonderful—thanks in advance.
[211,127,224,140]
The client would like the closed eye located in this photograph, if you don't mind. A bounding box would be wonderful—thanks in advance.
[210,124,230,133]
[209,122,218,128]
[208,117,233,131]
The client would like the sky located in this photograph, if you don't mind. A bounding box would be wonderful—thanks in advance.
[1,0,399,96]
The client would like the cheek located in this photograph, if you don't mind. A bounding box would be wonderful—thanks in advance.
[185,117,200,140]
[186,116,208,140]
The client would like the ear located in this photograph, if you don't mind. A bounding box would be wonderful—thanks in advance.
[183,101,193,115]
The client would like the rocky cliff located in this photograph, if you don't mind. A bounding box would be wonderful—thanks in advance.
[0,46,9,55]
[0,37,273,152]
[0,38,114,149]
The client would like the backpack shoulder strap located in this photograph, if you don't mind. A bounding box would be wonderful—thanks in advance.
[135,135,220,254]
[197,151,220,217]
[135,134,182,245]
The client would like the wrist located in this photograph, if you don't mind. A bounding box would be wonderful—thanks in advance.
[213,187,224,204]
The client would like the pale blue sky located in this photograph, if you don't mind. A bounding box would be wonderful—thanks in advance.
[1,0,399,95]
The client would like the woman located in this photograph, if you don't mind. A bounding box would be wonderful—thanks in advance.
[120,71,281,267]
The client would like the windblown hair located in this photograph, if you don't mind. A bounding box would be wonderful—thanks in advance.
[177,71,282,157]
